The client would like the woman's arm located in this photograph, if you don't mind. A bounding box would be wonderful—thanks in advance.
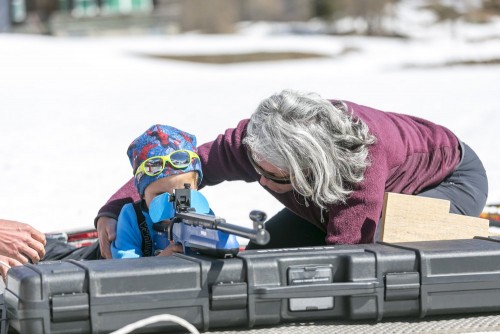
[95,178,139,258]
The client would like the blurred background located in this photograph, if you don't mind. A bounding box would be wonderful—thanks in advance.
[2,0,500,36]
[1,0,500,234]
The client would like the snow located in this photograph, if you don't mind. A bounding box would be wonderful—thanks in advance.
[1,2,500,235]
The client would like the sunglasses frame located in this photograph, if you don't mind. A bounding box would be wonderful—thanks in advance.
[135,150,200,178]
[246,149,292,185]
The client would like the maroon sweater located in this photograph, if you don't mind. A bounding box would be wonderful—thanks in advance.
[97,101,460,245]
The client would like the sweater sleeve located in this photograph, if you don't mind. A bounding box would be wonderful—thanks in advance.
[94,178,139,227]
[111,203,143,259]
[198,119,259,187]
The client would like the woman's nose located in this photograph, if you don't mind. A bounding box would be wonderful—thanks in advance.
[259,175,269,187]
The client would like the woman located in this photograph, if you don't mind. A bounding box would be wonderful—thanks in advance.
[95,90,488,256]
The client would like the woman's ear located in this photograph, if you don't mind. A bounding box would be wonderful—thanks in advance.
[191,171,199,190]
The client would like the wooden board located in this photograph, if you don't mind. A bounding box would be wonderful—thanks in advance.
[380,192,492,242]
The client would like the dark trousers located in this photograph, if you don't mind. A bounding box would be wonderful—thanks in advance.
[247,142,488,249]
[415,143,488,216]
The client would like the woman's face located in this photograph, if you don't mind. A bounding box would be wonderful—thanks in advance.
[254,159,294,194]
[143,171,198,207]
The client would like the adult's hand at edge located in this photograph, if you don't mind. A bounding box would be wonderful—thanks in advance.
[96,217,117,259]
[0,219,46,264]
[0,254,22,283]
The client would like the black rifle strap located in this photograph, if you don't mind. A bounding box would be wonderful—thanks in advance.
[132,201,153,257]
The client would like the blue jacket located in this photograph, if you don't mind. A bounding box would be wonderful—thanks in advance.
[111,203,156,259]
[111,197,215,259]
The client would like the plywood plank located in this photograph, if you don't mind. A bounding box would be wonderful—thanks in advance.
[380,192,492,242]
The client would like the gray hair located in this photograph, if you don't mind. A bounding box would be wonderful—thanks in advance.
[243,90,376,209]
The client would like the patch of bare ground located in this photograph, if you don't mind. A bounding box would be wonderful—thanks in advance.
[140,51,329,64]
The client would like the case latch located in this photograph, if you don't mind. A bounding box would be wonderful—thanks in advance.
[0,293,7,334]
[385,272,420,301]
[51,293,89,323]
[287,265,334,311]
[211,282,247,310]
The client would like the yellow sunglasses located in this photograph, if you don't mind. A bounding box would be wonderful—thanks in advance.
[135,150,200,178]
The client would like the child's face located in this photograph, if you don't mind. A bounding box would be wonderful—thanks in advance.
[143,171,198,207]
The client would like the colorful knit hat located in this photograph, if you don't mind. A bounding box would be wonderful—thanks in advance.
[127,124,203,196]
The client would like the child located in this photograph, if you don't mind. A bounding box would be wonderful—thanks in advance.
[111,124,205,259]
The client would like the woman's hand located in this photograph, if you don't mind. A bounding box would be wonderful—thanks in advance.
[96,217,117,259]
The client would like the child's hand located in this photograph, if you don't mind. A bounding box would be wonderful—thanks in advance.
[157,241,183,256]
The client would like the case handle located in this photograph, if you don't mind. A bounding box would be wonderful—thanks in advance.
[253,281,378,299]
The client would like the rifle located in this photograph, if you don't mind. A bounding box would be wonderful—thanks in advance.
[149,184,270,258]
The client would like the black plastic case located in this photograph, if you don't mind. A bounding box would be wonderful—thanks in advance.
[4,237,500,333]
